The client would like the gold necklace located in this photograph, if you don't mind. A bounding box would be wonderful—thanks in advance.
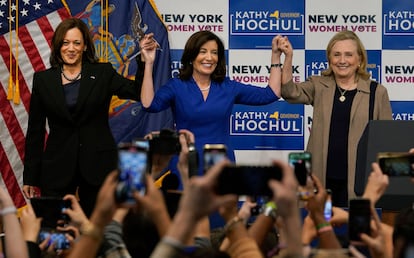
[338,86,347,102]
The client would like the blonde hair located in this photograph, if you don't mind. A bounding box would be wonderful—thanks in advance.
[321,30,370,81]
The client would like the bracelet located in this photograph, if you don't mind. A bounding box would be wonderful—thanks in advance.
[161,236,186,251]
[263,201,278,221]
[270,63,283,68]
[316,222,330,230]
[0,206,17,216]
[80,222,103,242]
[224,216,244,234]
[317,225,333,234]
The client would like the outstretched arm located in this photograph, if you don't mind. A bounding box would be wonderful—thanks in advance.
[140,33,158,108]
[268,35,283,97]
[0,187,29,258]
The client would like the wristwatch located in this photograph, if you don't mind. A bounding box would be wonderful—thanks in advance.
[263,201,277,221]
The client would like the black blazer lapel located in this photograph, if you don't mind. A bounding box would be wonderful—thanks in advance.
[74,62,98,115]
[45,68,73,122]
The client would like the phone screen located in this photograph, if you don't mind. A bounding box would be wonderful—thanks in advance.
[324,189,332,222]
[203,144,227,172]
[288,152,312,186]
[377,152,414,177]
[115,142,148,204]
[38,231,70,250]
[216,165,282,196]
[349,198,371,242]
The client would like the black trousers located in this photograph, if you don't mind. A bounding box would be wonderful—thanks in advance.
[326,178,348,208]
[41,174,100,218]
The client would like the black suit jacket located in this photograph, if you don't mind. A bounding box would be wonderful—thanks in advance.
[23,62,141,190]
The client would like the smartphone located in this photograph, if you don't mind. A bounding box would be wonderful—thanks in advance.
[203,144,227,172]
[115,141,149,204]
[148,129,181,154]
[348,198,371,243]
[250,196,267,216]
[324,189,333,222]
[30,197,71,228]
[288,152,312,186]
[216,165,282,196]
[38,230,70,250]
[377,152,414,177]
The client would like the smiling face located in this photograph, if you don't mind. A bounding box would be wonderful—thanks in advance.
[328,39,361,81]
[192,40,218,78]
[60,27,85,67]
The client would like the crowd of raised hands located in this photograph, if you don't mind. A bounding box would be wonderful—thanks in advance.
[1,133,413,258]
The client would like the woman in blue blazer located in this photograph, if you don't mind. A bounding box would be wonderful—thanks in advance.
[23,18,144,216]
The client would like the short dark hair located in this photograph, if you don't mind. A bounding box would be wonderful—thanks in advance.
[179,30,226,82]
[50,18,97,67]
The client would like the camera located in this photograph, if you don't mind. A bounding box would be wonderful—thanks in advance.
[149,129,181,155]
[38,230,70,250]
[377,152,414,177]
[115,141,149,204]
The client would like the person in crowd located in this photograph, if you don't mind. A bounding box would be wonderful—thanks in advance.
[392,206,414,258]
[301,161,393,257]
[20,200,78,257]
[140,30,284,174]
[279,30,392,206]
[23,17,144,216]
[0,186,29,258]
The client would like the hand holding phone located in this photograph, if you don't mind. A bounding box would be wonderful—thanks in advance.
[38,230,71,250]
[115,141,149,205]
[349,198,371,244]
[377,152,414,177]
[30,197,71,228]
[203,144,227,172]
[288,152,315,200]
[324,189,332,222]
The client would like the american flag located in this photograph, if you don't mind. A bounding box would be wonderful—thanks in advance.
[0,0,70,208]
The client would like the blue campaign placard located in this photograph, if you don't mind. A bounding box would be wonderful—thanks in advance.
[229,101,305,150]
[229,0,305,49]
[382,0,414,49]
[391,101,414,121]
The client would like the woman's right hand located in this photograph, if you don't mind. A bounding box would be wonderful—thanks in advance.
[139,33,157,64]
[278,36,293,57]
[23,185,40,199]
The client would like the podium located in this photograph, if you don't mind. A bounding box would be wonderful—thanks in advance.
[355,120,414,211]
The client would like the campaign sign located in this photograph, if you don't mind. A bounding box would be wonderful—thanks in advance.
[229,101,305,150]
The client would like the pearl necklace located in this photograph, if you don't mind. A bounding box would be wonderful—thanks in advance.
[199,85,211,91]
[61,67,82,82]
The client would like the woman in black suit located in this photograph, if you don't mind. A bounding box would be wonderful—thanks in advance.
[23,18,147,216]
